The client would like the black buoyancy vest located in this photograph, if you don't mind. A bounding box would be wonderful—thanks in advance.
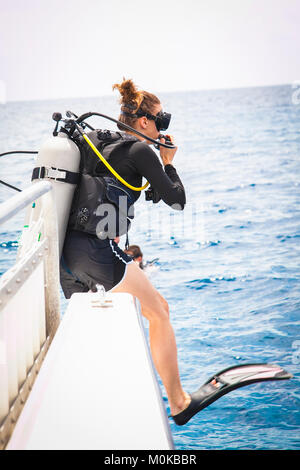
[68,130,139,240]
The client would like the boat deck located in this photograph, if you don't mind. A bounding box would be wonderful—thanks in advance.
[6,292,173,450]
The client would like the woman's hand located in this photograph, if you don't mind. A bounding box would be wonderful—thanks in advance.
[159,135,177,166]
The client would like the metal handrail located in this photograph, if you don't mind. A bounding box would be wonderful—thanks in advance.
[0,181,52,225]
[0,180,61,449]
[0,179,61,337]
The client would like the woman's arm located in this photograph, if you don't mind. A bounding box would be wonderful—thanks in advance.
[130,142,186,210]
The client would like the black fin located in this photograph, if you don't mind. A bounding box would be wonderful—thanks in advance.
[172,363,292,426]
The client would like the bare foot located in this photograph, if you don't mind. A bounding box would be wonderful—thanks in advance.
[211,378,221,388]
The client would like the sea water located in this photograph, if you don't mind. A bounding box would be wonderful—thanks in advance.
[0,84,299,449]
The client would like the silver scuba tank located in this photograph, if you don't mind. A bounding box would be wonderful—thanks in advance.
[18,131,81,259]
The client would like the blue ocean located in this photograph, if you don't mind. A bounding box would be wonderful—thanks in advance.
[0,84,299,450]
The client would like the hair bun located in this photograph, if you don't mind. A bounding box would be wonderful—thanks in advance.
[113,78,143,112]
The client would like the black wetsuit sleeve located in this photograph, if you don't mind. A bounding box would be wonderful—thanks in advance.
[131,142,186,210]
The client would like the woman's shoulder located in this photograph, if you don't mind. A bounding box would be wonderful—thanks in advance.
[129,141,163,173]
[130,141,159,159]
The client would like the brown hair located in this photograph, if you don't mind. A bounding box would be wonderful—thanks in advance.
[124,244,143,259]
[112,78,160,130]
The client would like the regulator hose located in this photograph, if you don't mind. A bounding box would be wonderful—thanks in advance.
[73,111,175,192]
[0,150,37,192]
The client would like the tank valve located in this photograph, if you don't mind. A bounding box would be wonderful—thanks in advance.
[52,112,62,136]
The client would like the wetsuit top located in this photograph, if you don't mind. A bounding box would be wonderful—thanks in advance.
[95,139,186,209]
[61,136,186,298]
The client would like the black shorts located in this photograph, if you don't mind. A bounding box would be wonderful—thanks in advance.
[60,230,133,299]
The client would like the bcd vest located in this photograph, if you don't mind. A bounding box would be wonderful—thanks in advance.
[68,130,139,240]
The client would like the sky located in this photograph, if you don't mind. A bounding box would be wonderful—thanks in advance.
[0,0,300,102]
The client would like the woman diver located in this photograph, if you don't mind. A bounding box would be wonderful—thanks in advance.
[60,78,196,423]
[61,79,289,426]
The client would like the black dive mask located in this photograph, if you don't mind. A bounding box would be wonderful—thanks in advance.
[152,110,171,132]
[121,109,171,132]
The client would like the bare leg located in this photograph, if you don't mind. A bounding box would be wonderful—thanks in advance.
[111,262,190,416]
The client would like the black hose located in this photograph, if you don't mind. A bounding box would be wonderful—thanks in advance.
[75,112,175,149]
[0,180,21,192]
[0,150,38,158]
[66,111,95,131]
[0,151,37,191]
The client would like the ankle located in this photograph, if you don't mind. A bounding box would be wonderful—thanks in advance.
[171,392,191,416]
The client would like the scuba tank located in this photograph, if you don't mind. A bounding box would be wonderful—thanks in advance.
[32,132,80,256]
[19,114,80,258]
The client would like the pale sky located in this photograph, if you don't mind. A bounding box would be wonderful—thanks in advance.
[0,0,300,102]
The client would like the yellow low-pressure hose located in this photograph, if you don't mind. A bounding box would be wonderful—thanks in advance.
[82,133,149,191]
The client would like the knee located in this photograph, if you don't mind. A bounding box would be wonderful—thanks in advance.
[141,294,170,322]
[152,293,170,321]
[160,296,170,318]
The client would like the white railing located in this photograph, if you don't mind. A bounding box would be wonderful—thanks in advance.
[0,181,61,449]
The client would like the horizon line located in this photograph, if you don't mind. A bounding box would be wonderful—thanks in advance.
[2,81,293,106]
